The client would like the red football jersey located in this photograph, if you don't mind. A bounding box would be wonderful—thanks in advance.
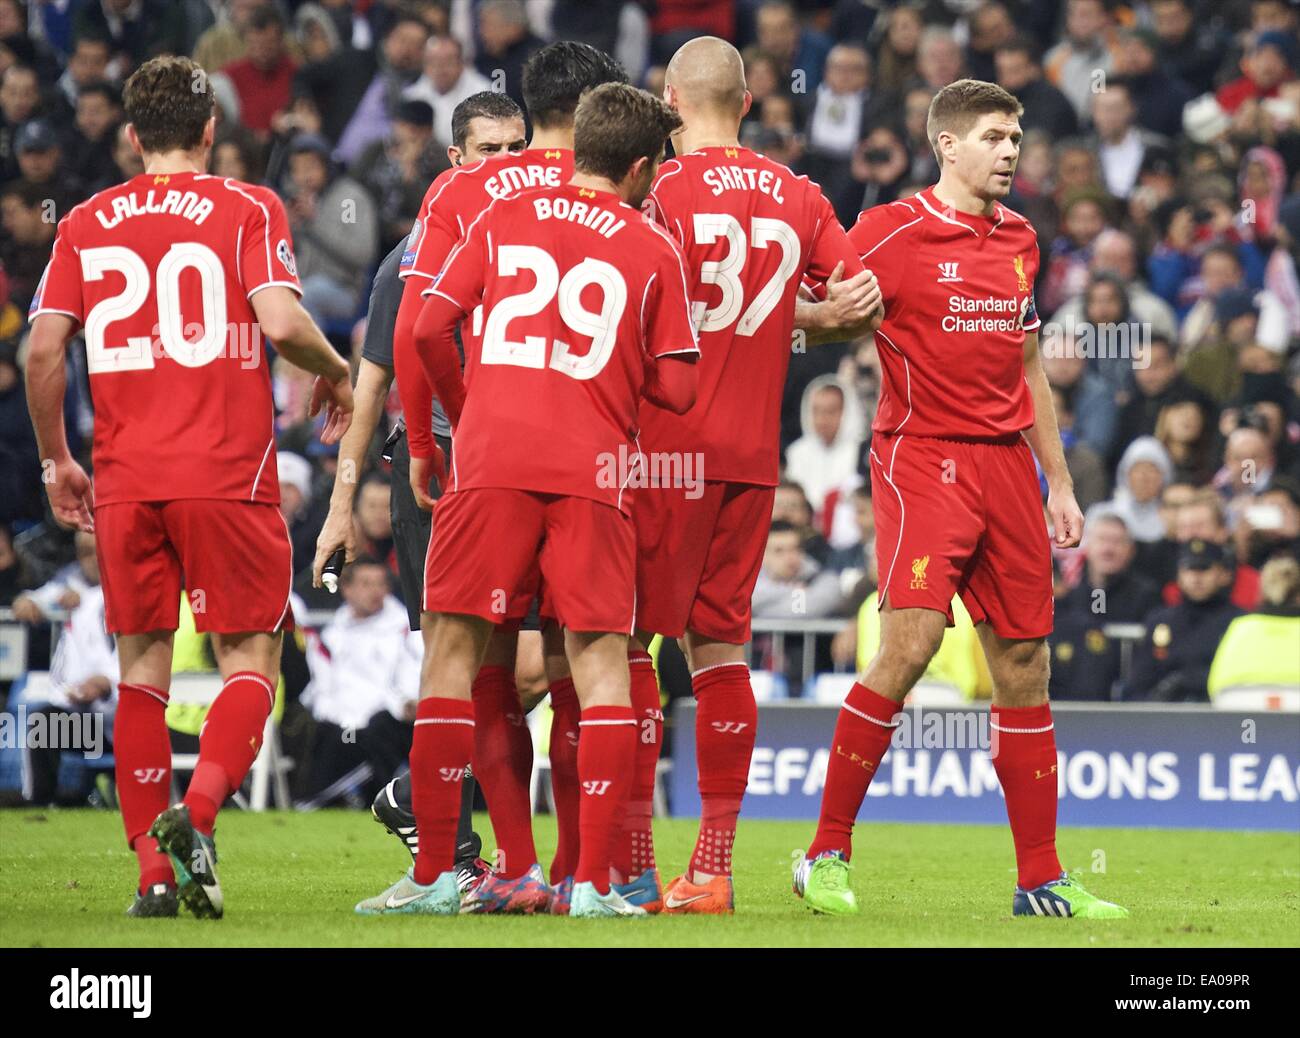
[31,171,301,505]
[427,183,698,512]
[638,145,862,486]
[847,186,1041,440]
[399,147,575,286]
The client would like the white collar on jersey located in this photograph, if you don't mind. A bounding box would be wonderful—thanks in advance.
[915,186,1007,237]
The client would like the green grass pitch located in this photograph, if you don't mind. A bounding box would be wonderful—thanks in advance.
[1,809,1296,947]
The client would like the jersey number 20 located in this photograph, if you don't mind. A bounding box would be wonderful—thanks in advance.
[80,243,228,374]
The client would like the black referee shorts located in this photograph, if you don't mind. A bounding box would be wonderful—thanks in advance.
[387,426,541,633]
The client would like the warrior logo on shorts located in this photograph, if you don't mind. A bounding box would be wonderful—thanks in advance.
[276,238,297,277]
[910,554,930,589]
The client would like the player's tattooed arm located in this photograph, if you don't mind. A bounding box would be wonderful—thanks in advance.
[795,262,884,346]
[26,314,94,532]
[1021,330,1084,548]
[313,357,391,586]
[252,287,354,443]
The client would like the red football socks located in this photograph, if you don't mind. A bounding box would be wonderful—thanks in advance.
[411,697,475,886]
[689,663,757,878]
[547,676,581,884]
[470,665,536,878]
[573,705,636,895]
[183,671,275,835]
[991,702,1063,890]
[613,653,662,879]
[114,682,174,891]
[807,683,902,861]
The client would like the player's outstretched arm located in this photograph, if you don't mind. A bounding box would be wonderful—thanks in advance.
[251,286,354,444]
[1022,330,1083,548]
[25,314,94,532]
[410,292,468,428]
[312,357,393,587]
[643,353,698,415]
[795,262,884,346]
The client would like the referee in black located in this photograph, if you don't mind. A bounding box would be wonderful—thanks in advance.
[311,92,529,884]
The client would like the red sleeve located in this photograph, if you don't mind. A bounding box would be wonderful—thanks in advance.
[1023,237,1042,333]
[804,193,865,285]
[411,293,467,431]
[240,186,302,298]
[846,200,922,309]
[424,208,490,310]
[642,235,699,360]
[400,170,467,283]
[29,212,83,323]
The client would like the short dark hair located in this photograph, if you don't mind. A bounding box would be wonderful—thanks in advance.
[768,519,798,536]
[573,83,681,183]
[995,33,1041,64]
[248,5,286,34]
[522,41,628,130]
[451,90,523,150]
[123,56,214,154]
[341,555,388,586]
[78,80,122,108]
[0,179,47,208]
[927,78,1023,165]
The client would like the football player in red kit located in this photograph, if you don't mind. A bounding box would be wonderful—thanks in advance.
[356,83,698,918]
[378,41,629,915]
[24,57,353,919]
[632,36,883,914]
[793,80,1127,920]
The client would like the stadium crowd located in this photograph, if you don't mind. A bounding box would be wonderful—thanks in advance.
[3,0,1300,805]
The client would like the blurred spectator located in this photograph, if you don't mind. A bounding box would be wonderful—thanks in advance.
[352,472,395,572]
[848,122,909,211]
[1180,244,1288,357]
[911,26,963,93]
[825,483,873,574]
[752,519,842,620]
[1112,28,1194,140]
[210,125,265,182]
[1041,190,1110,316]
[1216,30,1297,115]
[1113,336,1210,463]
[14,119,85,216]
[1049,511,1162,700]
[1049,229,1178,341]
[192,0,264,73]
[1043,0,1115,121]
[1207,554,1300,697]
[1104,435,1174,544]
[1078,273,1143,396]
[1234,476,1300,569]
[68,82,124,191]
[1167,488,1261,609]
[872,2,922,94]
[282,133,379,329]
[964,1,1015,84]
[292,5,377,145]
[0,522,24,607]
[1041,336,1118,461]
[404,35,491,150]
[278,450,319,574]
[474,0,543,108]
[217,6,296,138]
[0,336,41,525]
[73,0,187,73]
[0,62,43,183]
[1047,382,1108,513]
[649,0,736,65]
[57,35,114,110]
[1217,424,1278,513]
[784,374,863,515]
[1120,539,1242,702]
[772,479,831,566]
[899,84,938,186]
[994,34,1077,140]
[1140,479,1198,588]
[334,15,430,165]
[299,558,420,807]
[1155,393,1218,487]
[0,181,56,313]
[1149,0,1225,96]
[755,0,831,95]
[110,120,143,181]
[1088,80,1167,201]
[12,531,117,805]
[351,99,441,251]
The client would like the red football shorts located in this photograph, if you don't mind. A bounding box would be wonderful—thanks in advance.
[633,480,776,643]
[424,488,635,633]
[95,499,294,636]
[869,432,1053,639]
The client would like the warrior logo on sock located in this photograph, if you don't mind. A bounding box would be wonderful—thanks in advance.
[711,721,749,734]
[582,780,613,796]
[439,767,466,782]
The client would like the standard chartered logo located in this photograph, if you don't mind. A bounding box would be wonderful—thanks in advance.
[942,294,1026,333]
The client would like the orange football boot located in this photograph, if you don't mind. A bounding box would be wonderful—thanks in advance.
[661,873,734,914]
